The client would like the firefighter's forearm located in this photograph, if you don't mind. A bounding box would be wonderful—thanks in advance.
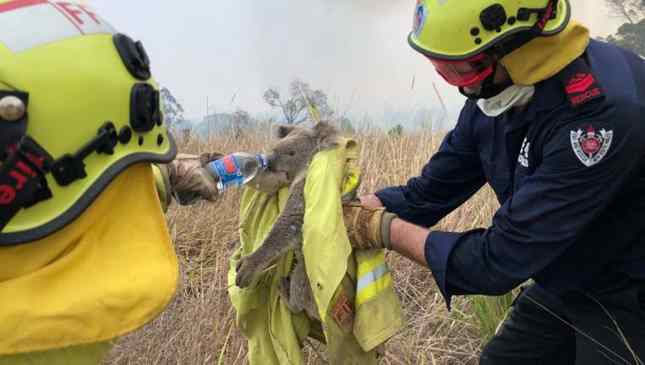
[389,218,430,267]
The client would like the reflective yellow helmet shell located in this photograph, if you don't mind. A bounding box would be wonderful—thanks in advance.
[0,0,176,244]
[409,0,571,60]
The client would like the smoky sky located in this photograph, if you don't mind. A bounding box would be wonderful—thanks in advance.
[89,0,623,126]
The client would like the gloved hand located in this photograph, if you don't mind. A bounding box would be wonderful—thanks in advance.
[342,198,397,250]
[158,152,223,206]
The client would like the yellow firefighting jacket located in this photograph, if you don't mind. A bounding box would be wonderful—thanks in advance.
[228,138,404,365]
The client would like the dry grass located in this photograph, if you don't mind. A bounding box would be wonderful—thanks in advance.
[103,128,504,365]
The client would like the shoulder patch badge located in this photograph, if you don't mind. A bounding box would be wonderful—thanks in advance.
[557,58,604,108]
[570,126,613,167]
[330,289,354,332]
[565,73,602,107]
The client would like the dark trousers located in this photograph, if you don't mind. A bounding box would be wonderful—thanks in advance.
[480,282,645,365]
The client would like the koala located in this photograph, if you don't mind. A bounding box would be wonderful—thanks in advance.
[235,121,341,321]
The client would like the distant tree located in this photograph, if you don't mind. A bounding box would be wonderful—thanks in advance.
[231,109,252,139]
[604,0,644,24]
[603,0,645,56]
[181,128,192,143]
[339,116,355,134]
[605,19,645,56]
[160,87,186,130]
[388,124,404,137]
[263,79,333,124]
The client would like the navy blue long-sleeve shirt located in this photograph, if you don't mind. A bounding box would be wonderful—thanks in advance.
[377,40,645,307]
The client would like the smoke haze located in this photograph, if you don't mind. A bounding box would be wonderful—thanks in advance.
[89,0,624,128]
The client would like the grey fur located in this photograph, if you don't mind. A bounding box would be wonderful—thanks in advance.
[235,122,340,320]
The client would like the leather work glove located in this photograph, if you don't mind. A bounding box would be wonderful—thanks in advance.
[342,200,397,250]
[156,152,223,207]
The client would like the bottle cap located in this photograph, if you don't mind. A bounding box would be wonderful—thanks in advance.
[257,154,268,170]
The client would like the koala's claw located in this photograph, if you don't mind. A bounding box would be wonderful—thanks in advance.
[235,257,260,288]
[278,277,291,302]
[341,190,357,204]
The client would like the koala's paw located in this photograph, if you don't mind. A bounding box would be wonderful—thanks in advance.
[279,277,301,313]
[279,277,291,301]
[235,256,263,288]
[375,344,386,358]
[341,190,358,204]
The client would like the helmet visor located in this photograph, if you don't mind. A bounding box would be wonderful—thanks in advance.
[428,53,495,87]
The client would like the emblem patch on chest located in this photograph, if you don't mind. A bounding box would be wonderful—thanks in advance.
[570,126,613,167]
[518,138,530,168]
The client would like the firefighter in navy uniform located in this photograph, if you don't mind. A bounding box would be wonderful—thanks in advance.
[342,0,645,363]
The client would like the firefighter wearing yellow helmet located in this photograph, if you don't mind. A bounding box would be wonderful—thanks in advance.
[343,0,645,363]
[0,1,222,363]
[408,0,571,99]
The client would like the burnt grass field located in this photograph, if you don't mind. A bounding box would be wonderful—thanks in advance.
[105,129,508,365]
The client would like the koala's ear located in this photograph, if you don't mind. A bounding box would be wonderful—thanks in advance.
[313,121,340,149]
[274,124,296,139]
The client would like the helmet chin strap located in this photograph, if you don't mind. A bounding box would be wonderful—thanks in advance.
[459,62,514,100]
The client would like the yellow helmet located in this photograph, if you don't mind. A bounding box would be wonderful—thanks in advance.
[409,0,571,60]
[0,0,176,244]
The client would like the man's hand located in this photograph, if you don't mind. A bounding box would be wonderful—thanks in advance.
[343,194,431,266]
[163,152,223,205]
[342,197,396,250]
[359,194,384,209]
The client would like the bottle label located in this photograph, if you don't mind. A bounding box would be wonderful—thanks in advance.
[211,156,244,188]
[223,156,238,174]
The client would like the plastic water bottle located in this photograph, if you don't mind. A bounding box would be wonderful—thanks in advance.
[207,152,268,193]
